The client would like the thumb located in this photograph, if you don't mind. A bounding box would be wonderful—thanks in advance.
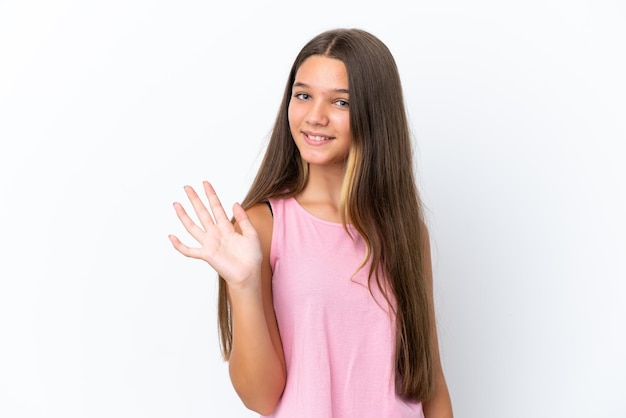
[232,203,257,236]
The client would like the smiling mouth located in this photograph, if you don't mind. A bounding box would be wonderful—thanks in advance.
[305,133,333,142]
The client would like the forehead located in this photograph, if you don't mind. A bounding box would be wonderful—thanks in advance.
[293,55,349,89]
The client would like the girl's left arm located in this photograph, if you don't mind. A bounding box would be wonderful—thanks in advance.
[421,224,454,418]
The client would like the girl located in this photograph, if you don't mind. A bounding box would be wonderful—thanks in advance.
[169,28,453,417]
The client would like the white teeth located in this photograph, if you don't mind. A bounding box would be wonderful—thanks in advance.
[308,134,329,141]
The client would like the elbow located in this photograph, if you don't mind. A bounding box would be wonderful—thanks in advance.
[241,393,281,416]
[231,368,286,415]
[238,383,284,415]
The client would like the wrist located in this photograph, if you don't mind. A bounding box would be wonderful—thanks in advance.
[226,271,263,296]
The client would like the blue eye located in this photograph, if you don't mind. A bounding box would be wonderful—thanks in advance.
[295,93,310,100]
[336,99,349,107]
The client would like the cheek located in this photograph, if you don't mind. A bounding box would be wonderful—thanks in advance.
[287,102,297,128]
[333,114,351,135]
[287,107,300,140]
[288,103,308,135]
[287,114,295,136]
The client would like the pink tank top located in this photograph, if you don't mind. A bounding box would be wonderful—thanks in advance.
[265,197,423,417]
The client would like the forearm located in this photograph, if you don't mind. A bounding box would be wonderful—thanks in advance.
[227,282,286,414]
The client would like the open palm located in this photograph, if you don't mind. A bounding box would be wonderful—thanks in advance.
[169,181,263,288]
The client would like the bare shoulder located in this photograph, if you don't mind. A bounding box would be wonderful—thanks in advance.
[244,202,273,249]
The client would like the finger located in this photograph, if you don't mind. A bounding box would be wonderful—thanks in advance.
[172,201,208,243]
[168,234,204,259]
[232,203,258,237]
[202,181,232,226]
[184,185,216,230]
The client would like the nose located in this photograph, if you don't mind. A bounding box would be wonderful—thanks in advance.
[305,100,329,126]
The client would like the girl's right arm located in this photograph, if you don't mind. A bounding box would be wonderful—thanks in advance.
[227,202,286,414]
[169,181,286,415]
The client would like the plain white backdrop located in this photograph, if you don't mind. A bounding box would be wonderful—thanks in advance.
[1,1,625,417]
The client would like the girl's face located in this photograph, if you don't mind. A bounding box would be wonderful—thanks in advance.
[288,55,351,169]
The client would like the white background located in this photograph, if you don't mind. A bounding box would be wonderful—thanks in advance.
[1,1,625,417]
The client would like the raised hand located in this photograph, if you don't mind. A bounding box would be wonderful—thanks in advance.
[168,181,263,289]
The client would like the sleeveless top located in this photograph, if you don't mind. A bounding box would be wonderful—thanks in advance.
[264,197,423,417]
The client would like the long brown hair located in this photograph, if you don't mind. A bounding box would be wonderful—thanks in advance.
[217,28,434,401]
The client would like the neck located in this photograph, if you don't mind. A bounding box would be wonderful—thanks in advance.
[296,163,346,222]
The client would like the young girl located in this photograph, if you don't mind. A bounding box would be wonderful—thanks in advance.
[169,28,453,417]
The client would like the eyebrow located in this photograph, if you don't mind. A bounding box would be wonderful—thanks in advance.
[292,81,349,94]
